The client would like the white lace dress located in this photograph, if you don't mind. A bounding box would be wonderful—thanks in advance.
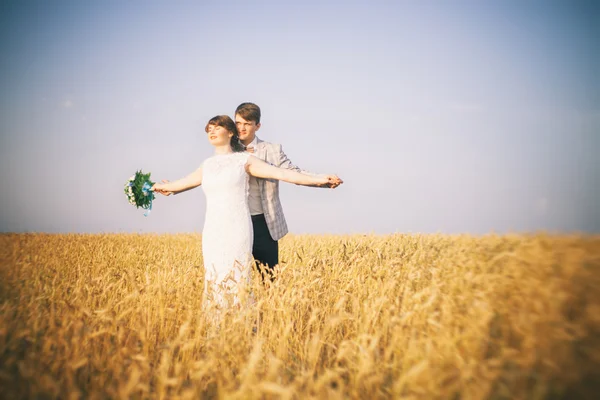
[201,152,253,304]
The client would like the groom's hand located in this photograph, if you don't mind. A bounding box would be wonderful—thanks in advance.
[323,174,343,189]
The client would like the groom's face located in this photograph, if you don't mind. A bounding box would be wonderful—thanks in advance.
[235,114,260,145]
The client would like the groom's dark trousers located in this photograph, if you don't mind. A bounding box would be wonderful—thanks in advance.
[251,214,278,280]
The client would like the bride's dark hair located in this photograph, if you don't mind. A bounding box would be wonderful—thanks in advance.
[204,115,245,152]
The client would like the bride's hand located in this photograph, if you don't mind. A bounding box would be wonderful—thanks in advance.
[152,180,174,196]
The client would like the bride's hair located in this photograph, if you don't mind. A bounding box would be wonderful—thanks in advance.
[205,115,245,152]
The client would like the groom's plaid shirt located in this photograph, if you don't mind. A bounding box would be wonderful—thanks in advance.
[252,137,316,241]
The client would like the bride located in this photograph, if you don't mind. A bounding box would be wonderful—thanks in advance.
[152,115,342,305]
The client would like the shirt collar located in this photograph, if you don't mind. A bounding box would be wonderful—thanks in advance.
[248,136,258,148]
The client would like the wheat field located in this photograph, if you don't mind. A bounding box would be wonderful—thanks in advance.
[0,233,598,399]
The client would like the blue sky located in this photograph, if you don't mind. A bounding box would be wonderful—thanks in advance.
[0,0,598,234]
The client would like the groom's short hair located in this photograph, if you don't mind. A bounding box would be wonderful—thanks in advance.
[235,102,261,124]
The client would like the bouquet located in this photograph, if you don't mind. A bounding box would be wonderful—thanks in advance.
[124,170,155,216]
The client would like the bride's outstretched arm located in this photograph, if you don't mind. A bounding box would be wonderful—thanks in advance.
[246,156,342,188]
[152,166,203,195]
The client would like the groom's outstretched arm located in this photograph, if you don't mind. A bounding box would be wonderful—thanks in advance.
[247,156,341,188]
[277,145,314,175]
[277,145,342,188]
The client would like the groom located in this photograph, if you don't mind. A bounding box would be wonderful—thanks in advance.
[235,102,342,279]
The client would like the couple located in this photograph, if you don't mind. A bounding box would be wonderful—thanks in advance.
[153,103,343,304]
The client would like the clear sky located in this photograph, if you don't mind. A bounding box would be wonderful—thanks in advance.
[0,0,598,234]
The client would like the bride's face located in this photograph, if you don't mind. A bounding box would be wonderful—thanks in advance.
[206,124,233,146]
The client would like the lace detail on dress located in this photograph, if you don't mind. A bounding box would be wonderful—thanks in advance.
[201,152,252,306]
